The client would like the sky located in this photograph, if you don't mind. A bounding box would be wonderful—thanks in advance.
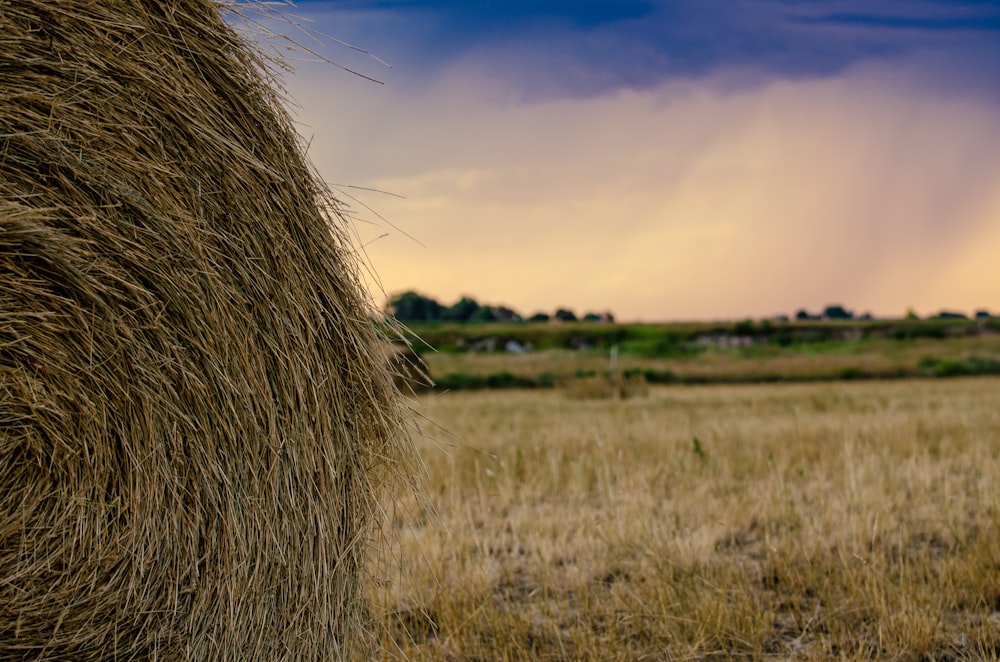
[238,1,1000,321]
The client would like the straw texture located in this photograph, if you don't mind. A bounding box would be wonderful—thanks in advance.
[0,1,409,659]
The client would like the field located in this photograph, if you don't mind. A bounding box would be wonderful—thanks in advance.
[404,319,1000,389]
[376,377,1000,660]
[422,333,1000,386]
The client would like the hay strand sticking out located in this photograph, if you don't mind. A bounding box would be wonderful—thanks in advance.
[0,1,411,659]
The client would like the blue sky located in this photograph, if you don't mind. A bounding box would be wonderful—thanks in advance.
[246,0,1000,320]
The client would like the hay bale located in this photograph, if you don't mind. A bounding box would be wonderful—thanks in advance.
[0,2,410,659]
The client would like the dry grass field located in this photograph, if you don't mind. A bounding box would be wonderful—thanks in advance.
[375,378,1000,660]
[422,332,1000,385]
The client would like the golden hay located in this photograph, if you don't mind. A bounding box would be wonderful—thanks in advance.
[383,341,433,394]
[0,1,411,659]
[560,374,649,400]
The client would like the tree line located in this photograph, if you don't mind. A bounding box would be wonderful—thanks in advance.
[387,291,615,324]
[388,292,994,325]
[790,304,993,322]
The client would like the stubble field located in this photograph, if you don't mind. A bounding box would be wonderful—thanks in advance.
[376,377,1000,660]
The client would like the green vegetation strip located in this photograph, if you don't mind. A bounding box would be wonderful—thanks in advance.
[427,356,1000,391]
[404,317,1000,354]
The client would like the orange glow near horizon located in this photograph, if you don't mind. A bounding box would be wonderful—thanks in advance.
[290,64,1000,321]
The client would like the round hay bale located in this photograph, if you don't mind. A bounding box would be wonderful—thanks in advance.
[0,2,410,659]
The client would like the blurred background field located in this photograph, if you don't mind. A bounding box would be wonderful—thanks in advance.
[376,378,1000,660]
[399,318,1000,391]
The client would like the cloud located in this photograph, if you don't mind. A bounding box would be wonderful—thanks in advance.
[291,0,654,27]
[287,60,1000,320]
[794,12,1000,33]
[280,0,1000,99]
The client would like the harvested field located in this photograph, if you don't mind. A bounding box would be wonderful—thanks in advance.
[380,378,1000,660]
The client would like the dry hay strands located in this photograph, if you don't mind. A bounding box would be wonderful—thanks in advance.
[382,340,433,395]
[0,1,412,659]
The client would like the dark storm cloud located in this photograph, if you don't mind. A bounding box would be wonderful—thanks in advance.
[286,0,1000,96]
[291,0,654,26]
[797,13,1000,32]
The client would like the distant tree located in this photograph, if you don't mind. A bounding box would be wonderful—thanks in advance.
[582,311,616,323]
[935,310,968,320]
[493,306,522,322]
[388,291,444,322]
[527,312,551,323]
[823,304,854,320]
[444,296,481,322]
[795,309,817,321]
[905,308,920,320]
[554,308,578,322]
[975,310,992,319]
[471,306,498,322]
